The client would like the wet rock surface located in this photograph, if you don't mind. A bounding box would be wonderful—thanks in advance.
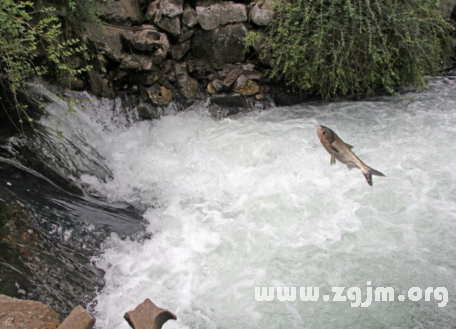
[0,89,146,318]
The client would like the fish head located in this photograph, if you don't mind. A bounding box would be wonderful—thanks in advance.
[317,125,335,144]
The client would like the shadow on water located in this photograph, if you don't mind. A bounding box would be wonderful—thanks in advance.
[0,84,146,318]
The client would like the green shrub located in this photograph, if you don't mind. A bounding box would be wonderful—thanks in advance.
[0,0,99,131]
[258,0,455,99]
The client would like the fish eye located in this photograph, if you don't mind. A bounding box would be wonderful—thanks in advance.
[323,131,326,135]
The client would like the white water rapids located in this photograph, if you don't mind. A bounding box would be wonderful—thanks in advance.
[40,79,456,328]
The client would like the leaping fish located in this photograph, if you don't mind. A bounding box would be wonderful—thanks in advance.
[317,125,385,186]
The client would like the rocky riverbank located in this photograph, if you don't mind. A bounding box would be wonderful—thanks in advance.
[63,0,316,119]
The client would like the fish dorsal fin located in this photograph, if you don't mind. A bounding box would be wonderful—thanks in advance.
[330,145,339,153]
[345,143,354,149]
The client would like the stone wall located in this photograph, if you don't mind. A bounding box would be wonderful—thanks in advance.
[81,0,278,118]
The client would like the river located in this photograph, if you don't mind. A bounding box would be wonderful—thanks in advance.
[36,78,456,328]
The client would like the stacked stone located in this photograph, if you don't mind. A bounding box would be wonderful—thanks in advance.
[84,0,276,118]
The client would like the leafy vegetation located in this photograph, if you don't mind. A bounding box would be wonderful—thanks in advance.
[0,0,100,131]
[247,0,455,99]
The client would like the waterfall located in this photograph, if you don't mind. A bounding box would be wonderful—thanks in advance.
[9,78,456,327]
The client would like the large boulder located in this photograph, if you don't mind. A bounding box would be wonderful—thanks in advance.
[100,0,144,25]
[85,24,125,62]
[196,1,247,30]
[0,295,60,329]
[192,23,248,63]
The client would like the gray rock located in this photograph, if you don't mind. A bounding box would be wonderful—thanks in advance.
[234,74,260,96]
[250,2,274,26]
[192,23,248,63]
[223,67,243,89]
[207,79,224,94]
[147,1,181,36]
[196,1,247,30]
[157,15,181,36]
[124,298,176,329]
[136,103,163,120]
[160,0,184,17]
[100,0,143,25]
[210,93,247,108]
[0,295,60,329]
[175,62,199,103]
[183,4,198,27]
[86,24,125,62]
[171,40,192,61]
[123,26,169,53]
[89,70,115,98]
[58,305,95,329]
[243,68,264,81]
[178,26,195,42]
[120,54,155,71]
[123,26,169,64]
[57,76,85,91]
[148,85,172,106]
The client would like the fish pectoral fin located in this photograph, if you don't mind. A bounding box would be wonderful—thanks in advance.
[330,156,336,165]
[345,143,354,149]
[346,162,357,170]
[330,145,339,153]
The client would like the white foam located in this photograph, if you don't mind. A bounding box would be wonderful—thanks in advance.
[73,78,456,328]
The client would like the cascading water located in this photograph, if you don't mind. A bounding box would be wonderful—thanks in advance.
[0,84,144,316]
[36,78,456,327]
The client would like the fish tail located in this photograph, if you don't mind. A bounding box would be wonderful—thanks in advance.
[362,167,385,187]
